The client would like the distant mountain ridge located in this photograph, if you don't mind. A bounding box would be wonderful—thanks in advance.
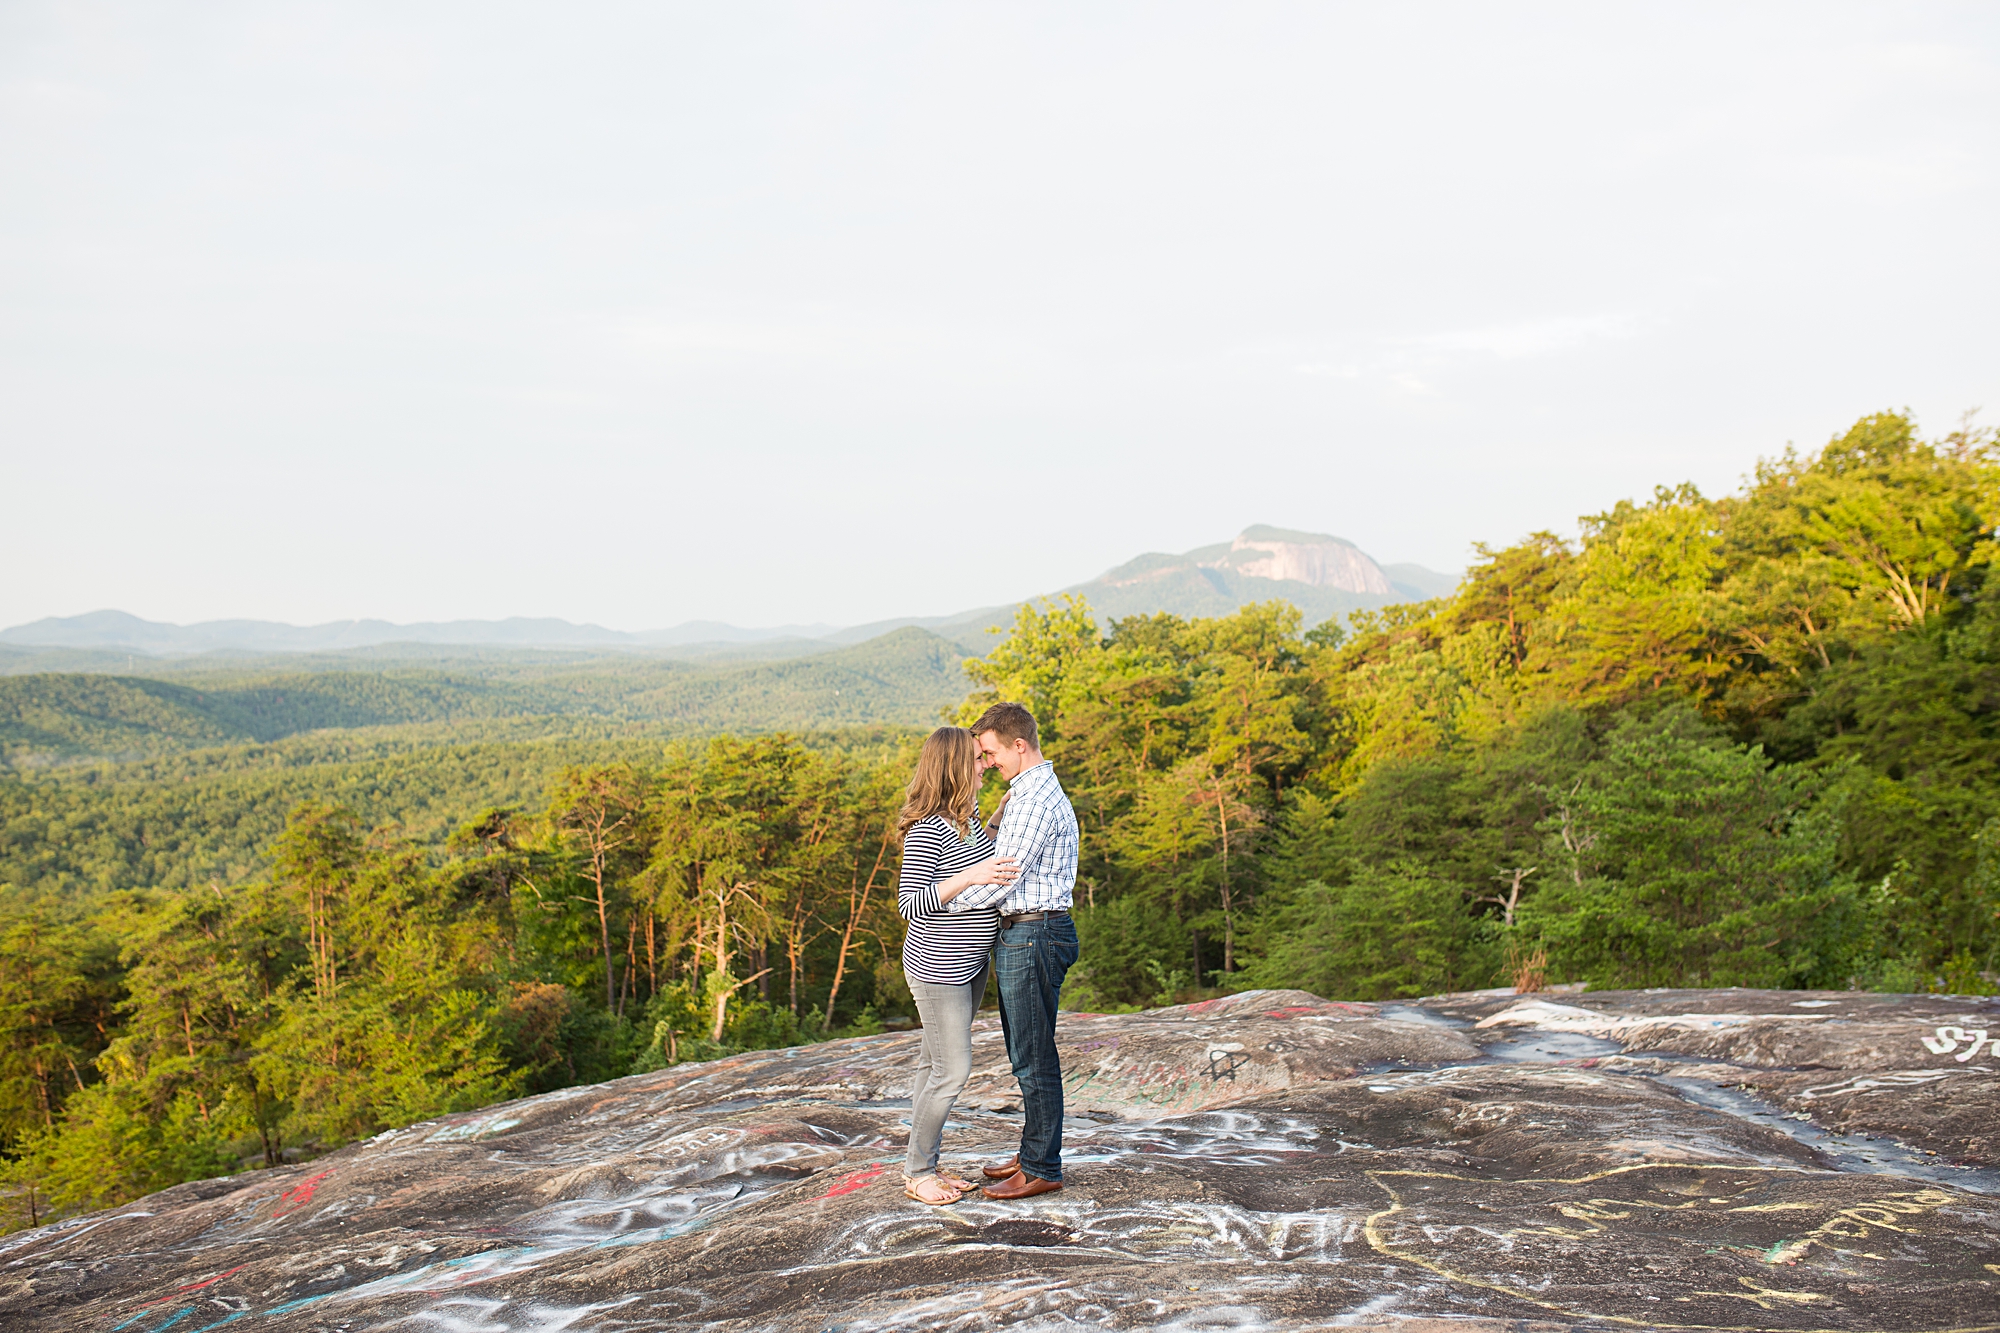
[0,610,842,657]
[2,528,1457,660]
[0,627,968,767]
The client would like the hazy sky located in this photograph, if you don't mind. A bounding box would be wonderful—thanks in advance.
[4,3,1996,631]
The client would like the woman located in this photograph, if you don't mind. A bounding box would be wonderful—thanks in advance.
[897,725,1020,1205]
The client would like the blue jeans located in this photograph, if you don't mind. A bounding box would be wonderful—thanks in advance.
[995,913,1079,1182]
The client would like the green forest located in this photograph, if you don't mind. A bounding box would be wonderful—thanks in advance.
[3,410,1996,1232]
[0,626,970,768]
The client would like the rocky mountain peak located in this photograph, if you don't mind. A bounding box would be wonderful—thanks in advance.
[1210,525,1394,594]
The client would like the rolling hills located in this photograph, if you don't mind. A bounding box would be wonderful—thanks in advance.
[0,627,968,768]
[0,525,1458,895]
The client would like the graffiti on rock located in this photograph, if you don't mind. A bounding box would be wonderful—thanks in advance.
[1922,1025,1997,1060]
[5,987,1999,1331]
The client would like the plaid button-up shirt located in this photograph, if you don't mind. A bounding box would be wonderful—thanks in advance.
[947,760,1079,916]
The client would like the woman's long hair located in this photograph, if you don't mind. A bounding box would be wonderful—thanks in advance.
[897,726,981,840]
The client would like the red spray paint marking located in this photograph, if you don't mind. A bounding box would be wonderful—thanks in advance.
[818,1165,888,1199]
[271,1169,334,1219]
[121,1264,248,1313]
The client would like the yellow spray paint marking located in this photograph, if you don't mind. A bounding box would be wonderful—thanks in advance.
[1692,1277,1829,1310]
[1805,1189,1956,1244]
[1359,1166,1994,1333]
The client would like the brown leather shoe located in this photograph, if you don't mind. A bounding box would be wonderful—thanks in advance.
[980,1156,1020,1180]
[982,1170,1063,1200]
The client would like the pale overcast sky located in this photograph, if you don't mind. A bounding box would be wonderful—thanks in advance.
[3,3,1996,630]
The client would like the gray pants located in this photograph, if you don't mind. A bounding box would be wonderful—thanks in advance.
[904,959,988,1180]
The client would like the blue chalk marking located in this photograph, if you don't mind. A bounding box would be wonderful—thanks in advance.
[256,1294,335,1317]
[184,1313,249,1332]
[113,1309,202,1333]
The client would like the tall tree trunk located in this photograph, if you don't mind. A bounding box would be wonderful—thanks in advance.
[710,968,772,1042]
[1215,786,1234,972]
[645,912,657,999]
[788,899,803,1015]
[31,1056,50,1126]
[824,822,893,1030]
[710,885,732,1041]
[591,830,615,1011]
[619,915,638,1016]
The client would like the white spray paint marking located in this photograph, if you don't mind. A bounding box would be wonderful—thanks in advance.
[1921,1025,1997,1061]
[1474,1001,1807,1043]
[380,1294,639,1331]
[1796,1068,1965,1100]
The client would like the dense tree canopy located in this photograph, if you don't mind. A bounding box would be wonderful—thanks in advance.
[2,409,1995,1231]
[962,411,1998,1005]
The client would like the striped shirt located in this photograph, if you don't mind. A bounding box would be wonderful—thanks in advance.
[898,815,1001,985]
[948,761,1078,917]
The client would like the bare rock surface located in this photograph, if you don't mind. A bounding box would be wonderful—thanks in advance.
[6,988,2000,1331]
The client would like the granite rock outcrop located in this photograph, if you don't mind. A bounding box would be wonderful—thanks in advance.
[4,988,1997,1331]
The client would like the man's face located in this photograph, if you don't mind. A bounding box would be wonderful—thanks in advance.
[976,730,1029,781]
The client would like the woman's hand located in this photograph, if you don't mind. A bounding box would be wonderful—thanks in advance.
[963,855,1019,886]
[937,856,1020,904]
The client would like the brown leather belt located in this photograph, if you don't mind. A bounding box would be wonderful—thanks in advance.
[1000,910,1068,927]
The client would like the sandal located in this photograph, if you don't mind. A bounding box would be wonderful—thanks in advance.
[936,1170,976,1192]
[902,1174,964,1206]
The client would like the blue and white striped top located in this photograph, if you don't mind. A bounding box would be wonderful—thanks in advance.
[898,814,1001,986]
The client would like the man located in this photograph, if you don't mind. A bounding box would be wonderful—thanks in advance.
[948,701,1079,1199]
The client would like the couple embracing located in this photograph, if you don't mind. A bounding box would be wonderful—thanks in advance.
[894,702,1079,1206]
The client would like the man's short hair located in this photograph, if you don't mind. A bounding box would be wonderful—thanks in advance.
[972,701,1038,750]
